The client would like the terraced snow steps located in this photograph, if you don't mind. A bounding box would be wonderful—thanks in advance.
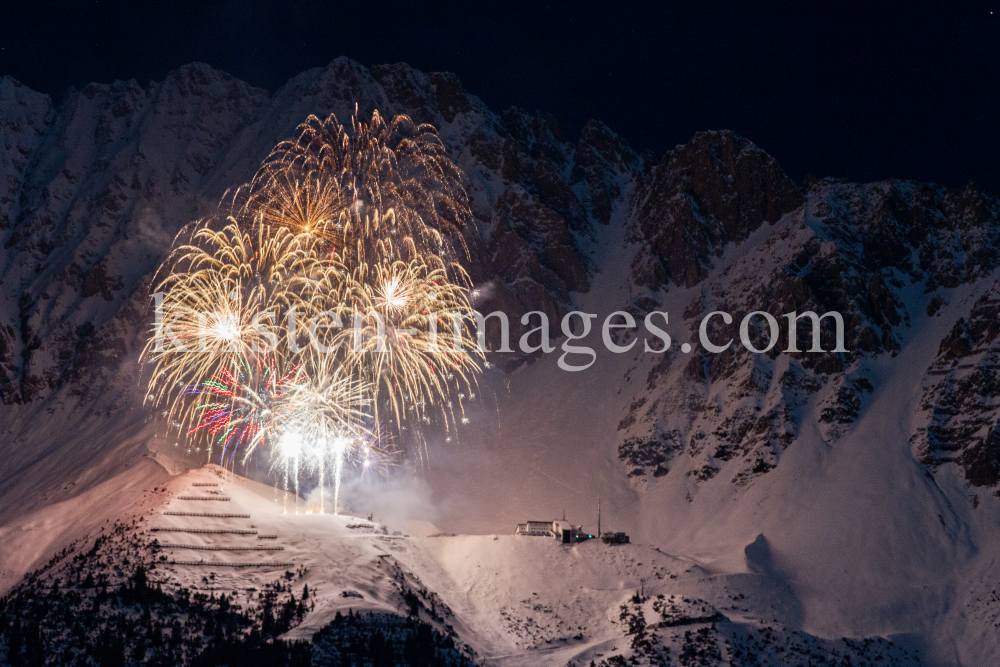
[164,545,285,551]
[166,560,295,568]
[151,528,258,535]
[162,512,249,518]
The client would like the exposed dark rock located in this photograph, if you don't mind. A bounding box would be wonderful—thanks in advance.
[628,131,802,290]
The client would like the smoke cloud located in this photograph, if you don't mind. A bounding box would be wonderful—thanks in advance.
[305,474,442,526]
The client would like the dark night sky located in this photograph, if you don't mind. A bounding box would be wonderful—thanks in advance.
[1,1,997,191]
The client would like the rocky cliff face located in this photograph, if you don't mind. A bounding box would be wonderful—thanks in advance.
[3,57,1000,506]
[914,277,1000,488]
[627,130,803,291]
[0,65,269,404]
[616,148,1000,491]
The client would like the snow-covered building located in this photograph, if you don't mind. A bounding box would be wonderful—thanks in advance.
[514,520,554,537]
[514,520,593,543]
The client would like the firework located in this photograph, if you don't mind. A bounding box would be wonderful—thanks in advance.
[144,108,481,513]
[244,108,472,276]
[185,351,302,467]
[331,259,482,434]
[270,371,375,514]
[142,219,329,445]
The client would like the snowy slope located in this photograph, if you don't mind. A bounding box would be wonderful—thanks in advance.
[0,463,924,666]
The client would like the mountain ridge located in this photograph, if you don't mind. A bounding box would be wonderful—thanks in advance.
[3,57,1000,665]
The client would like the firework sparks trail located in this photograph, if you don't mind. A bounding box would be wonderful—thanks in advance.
[320,259,484,447]
[242,108,472,276]
[185,352,302,466]
[269,370,384,513]
[142,220,326,451]
[144,108,480,512]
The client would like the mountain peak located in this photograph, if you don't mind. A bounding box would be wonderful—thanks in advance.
[629,129,802,289]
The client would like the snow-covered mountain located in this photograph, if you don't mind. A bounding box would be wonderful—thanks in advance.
[2,58,1000,665]
[0,465,921,666]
